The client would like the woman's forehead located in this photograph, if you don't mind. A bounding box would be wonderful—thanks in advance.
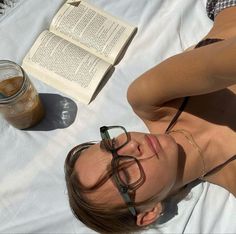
[74,143,124,205]
[74,143,111,186]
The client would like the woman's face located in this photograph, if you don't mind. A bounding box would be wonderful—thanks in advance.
[74,131,179,208]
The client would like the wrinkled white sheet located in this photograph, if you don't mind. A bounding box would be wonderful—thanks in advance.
[0,0,235,233]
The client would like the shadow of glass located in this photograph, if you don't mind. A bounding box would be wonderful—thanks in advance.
[26,93,77,131]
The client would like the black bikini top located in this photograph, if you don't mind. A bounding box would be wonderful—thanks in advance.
[165,38,224,133]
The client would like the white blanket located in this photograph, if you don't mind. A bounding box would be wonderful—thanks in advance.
[0,0,235,233]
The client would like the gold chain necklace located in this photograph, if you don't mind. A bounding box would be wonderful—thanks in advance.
[166,129,206,179]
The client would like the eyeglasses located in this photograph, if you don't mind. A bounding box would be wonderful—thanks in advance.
[100,125,145,217]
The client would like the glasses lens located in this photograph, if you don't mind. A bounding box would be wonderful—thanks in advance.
[116,158,142,187]
[105,127,128,150]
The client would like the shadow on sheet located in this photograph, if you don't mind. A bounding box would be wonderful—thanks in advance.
[157,180,202,225]
[26,93,78,131]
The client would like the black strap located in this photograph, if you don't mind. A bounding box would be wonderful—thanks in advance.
[194,38,224,48]
[165,38,224,133]
[165,97,189,133]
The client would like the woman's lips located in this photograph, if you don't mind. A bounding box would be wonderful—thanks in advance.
[145,134,162,157]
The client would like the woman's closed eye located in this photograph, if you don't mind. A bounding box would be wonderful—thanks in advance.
[112,137,124,149]
[118,166,132,184]
[117,160,140,185]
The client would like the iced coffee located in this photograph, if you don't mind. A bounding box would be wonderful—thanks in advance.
[0,60,44,129]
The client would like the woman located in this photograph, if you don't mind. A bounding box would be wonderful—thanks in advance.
[65,1,236,233]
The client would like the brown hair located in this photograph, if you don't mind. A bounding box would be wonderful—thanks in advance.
[64,142,154,234]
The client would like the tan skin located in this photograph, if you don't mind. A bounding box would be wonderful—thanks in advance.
[74,6,236,229]
[127,6,236,198]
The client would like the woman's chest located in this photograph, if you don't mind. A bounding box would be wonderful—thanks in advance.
[150,87,236,165]
[185,86,236,131]
[150,86,236,137]
[182,88,236,163]
[203,156,236,197]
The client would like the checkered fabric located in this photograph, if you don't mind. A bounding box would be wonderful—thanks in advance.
[207,0,236,20]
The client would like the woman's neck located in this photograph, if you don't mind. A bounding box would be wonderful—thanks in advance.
[168,118,236,193]
[168,129,207,192]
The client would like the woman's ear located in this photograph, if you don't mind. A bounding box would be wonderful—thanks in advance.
[136,202,163,226]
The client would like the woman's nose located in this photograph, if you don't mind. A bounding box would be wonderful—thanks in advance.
[117,140,142,157]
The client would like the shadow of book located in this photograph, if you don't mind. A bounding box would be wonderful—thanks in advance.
[89,27,137,103]
[26,93,77,131]
[89,66,115,103]
[89,29,137,103]
[114,28,138,65]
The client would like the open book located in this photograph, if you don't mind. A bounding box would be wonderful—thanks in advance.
[22,0,137,104]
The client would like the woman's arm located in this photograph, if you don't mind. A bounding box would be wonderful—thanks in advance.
[127,38,236,121]
[127,7,236,122]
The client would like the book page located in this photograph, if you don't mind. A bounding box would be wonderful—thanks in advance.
[50,0,136,64]
[22,30,111,104]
